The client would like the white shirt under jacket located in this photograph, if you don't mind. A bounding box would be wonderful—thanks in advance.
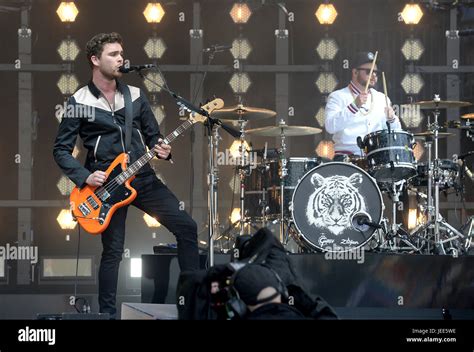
[325,81,401,156]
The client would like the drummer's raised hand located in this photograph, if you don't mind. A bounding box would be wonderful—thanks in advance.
[355,92,368,108]
[385,106,396,122]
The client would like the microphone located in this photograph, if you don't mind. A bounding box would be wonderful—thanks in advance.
[457,151,474,160]
[446,29,474,39]
[119,64,156,73]
[456,159,474,181]
[351,212,382,232]
[202,44,232,53]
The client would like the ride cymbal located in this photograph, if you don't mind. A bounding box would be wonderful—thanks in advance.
[413,100,472,109]
[212,104,277,121]
[246,125,322,137]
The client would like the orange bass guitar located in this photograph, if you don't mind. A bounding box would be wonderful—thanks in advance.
[69,98,224,234]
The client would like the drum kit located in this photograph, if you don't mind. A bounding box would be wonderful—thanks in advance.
[209,96,474,257]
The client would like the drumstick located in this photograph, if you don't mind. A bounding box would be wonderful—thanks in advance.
[382,71,393,129]
[382,71,389,110]
[364,51,378,93]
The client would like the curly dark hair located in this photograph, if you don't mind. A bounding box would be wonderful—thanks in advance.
[85,32,123,68]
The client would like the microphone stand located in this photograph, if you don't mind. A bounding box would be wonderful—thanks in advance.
[130,65,240,267]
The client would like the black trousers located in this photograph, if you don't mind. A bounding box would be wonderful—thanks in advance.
[98,173,199,318]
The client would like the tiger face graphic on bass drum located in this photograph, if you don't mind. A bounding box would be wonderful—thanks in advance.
[306,173,367,236]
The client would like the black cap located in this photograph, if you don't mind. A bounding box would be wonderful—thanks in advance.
[351,51,376,69]
[232,265,281,306]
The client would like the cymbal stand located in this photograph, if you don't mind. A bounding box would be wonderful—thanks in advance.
[279,120,288,243]
[207,121,221,266]
[238,117,248,236]
[423,95,465,254]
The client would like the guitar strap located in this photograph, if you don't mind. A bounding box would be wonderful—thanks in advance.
[123,84,133,157]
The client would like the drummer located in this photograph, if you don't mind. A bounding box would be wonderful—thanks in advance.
[325,51,401,161]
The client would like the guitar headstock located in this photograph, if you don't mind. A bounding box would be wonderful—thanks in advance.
[188,98,224,124]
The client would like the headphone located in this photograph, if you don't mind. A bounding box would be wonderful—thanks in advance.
[224,264,288,319]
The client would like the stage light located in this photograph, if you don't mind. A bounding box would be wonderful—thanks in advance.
[230,3,252,24]
[230,208,241,223]
[230,38,252,60]
[57,38,80,61]
[401,38,424,61]
[408,208,417,230]
[57,74,79,95]
[56,209,77,230]
[316,140,335,159]
[400,104,424,128]
[151,104,165,125]
[413,142,424,160]
[314,107,326,127]
[401,4,423,25]
[143,72,165,93]
[143,213,161,227]
[144,37,167,59]
[143,3,165,23]
[229,173,240,194]
[316,38,339,60]
[229,73,252,94]
[229,140,250,159]
[315,3,338,25]
[315,72,338,94]
[130,258,142,278]
[56,175,75,196]
[56,2,79,23]
[401,73,424,95]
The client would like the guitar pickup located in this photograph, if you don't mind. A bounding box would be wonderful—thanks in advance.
[78,203,91,216]
[87,195,99,210]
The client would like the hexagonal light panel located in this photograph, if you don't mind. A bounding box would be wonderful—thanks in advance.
[144,37,167,59]
[143,213,161,227]
[230,3,252,24]
[56,175,75,196]
[314,107,326,127]
[143,72,165,93]
[229,173,240,194]
[57,74,79,95]
[401,4,423,25]
[316,38,339,60]
[400,104,424,128]
[316,140,335,159]
[229,73,251,94]
[56,209,77,230]
[315,4,338,25]
[230,38,252,60]
[401,38,424,61]
[315,73,338,94]
[56,2,79,23]
[401,73,424,95]
[143,3,165,23]
[57,39,80,61]
[151,104,165,125]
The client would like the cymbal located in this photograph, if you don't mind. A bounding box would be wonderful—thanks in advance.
[413,131,454,139]
[413,100,472,109]
[212,104,277,121]
[246,125,322,137]
[461,113,474,119]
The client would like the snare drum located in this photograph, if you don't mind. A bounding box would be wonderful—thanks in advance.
[363,129,416,183]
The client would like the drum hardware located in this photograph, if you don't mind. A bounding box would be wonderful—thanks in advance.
[408,95,467,254]
[212,104,277,121]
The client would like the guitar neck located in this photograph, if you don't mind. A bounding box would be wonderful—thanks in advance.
[115,119,195,182]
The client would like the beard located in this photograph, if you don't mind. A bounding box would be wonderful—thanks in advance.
[356,75,378,90]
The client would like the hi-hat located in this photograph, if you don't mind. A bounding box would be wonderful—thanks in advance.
[212,104,277,121]
[414,131,454,139]
[413,100,472,109]
[246,125,322,137]
[461,113,474,119]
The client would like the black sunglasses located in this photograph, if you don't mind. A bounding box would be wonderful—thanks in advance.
[357,68,379,75]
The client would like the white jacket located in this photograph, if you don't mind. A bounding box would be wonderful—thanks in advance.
[325,82,401,156]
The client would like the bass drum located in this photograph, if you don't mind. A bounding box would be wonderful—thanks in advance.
[291,162,384,252]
